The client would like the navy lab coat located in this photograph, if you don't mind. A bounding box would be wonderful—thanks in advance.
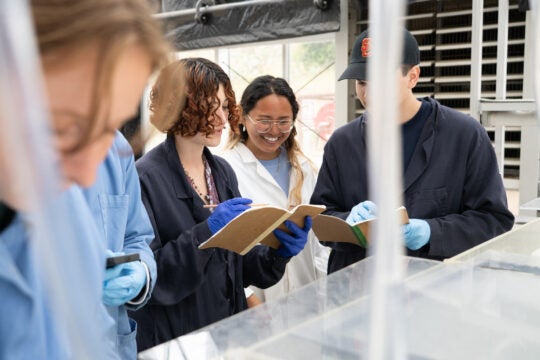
[310,97,514,273]
[130,135,289,351]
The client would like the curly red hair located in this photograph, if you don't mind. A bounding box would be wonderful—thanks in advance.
[150,58,239,137]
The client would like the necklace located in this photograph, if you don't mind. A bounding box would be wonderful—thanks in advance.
[184,168,211,203]
[183,154,218,205]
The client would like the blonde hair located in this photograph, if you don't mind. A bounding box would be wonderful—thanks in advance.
[32,0,170,149]
[226,75,315,206]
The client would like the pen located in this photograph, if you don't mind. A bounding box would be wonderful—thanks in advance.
[203,203,267,209]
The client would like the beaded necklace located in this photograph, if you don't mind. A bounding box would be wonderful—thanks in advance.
[184,170,210,203]
[183,155,218,206]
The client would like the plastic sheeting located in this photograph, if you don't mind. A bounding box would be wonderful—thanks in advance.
[140,249,540,359]
[139,220,540,359]
[157,0,340,50]
[364,0,407,357]
[139,256,438,360]
[0,2,114,358]
[138,218,540,359]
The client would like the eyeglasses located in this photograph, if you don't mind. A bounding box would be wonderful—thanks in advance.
[245,114,294,134]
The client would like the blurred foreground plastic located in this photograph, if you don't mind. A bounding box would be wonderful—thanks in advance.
[140,220,540,359]
[0,2,114,358]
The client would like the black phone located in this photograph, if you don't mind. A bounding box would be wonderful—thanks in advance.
[106,253,140,269]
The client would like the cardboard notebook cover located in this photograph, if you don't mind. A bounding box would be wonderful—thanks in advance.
[312,206,409,248]
[198,204,326,255]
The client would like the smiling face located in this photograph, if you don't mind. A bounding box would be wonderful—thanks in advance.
[244,94,293,160]
[45,43,152,188]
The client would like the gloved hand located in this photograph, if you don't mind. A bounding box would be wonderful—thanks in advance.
[103,251,147,306]
[346,200,377,225]
[274,216,312,258]
[402,219,431,250]
[207,197,252,234]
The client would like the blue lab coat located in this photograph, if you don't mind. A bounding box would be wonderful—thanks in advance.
[0,187,117,359]
[83,132,157,360]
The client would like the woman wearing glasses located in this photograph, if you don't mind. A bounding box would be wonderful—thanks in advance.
[130,60,311,351]
[224,75,328,302]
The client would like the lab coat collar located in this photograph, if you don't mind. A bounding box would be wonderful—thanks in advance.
[164,135,236,205]
[234,142,260,164]
[0,217,33,298]
[164,134,193,200]
[234,141,315,169]
[235,142,286,185]
[403,97,439,191]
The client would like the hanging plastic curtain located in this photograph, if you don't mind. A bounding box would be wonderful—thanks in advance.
[0,1,115,358]
[364,0,407,359]
[156,0,340,50]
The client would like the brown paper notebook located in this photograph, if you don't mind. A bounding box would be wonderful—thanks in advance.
[312,206,409,248]
[198,204,326,255]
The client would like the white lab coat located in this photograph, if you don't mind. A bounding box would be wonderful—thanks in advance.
[221,143,329,302]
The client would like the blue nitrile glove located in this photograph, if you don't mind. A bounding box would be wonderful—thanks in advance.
[346,200,377,225]
[103,252,147,307]
[274,216,312,258]
[402,219,431,250]
[207,197,252,234]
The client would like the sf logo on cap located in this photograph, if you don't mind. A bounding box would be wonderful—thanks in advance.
[361,38,371,58]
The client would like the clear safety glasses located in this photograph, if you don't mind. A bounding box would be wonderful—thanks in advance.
[245,114,294,134]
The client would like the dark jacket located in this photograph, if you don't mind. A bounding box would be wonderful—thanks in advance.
[130,135,289,351]
[310,97,514,273]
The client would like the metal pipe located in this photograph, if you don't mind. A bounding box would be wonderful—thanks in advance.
[496,0,509,99]
[154,0,286,20]
[470,0,484,119]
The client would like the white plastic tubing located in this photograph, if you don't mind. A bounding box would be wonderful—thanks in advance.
[0,1,111,359]
[365,0,407,359]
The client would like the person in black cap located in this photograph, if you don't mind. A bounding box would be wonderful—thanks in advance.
[310,28,514,274]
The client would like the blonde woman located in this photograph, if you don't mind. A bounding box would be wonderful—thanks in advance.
[0,0,168,357]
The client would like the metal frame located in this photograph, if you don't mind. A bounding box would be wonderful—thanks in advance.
[496,0,510,99]
[155,0,286,20]
[472,0,539,221]
[469,0,484,120]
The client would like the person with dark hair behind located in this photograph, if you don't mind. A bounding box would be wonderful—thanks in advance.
[120,105,144,160]
[130,58,311,351]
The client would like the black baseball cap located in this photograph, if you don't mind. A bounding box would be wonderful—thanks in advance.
[338,28,420,81]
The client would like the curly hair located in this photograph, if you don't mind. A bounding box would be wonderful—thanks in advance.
[150,58,240,137]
